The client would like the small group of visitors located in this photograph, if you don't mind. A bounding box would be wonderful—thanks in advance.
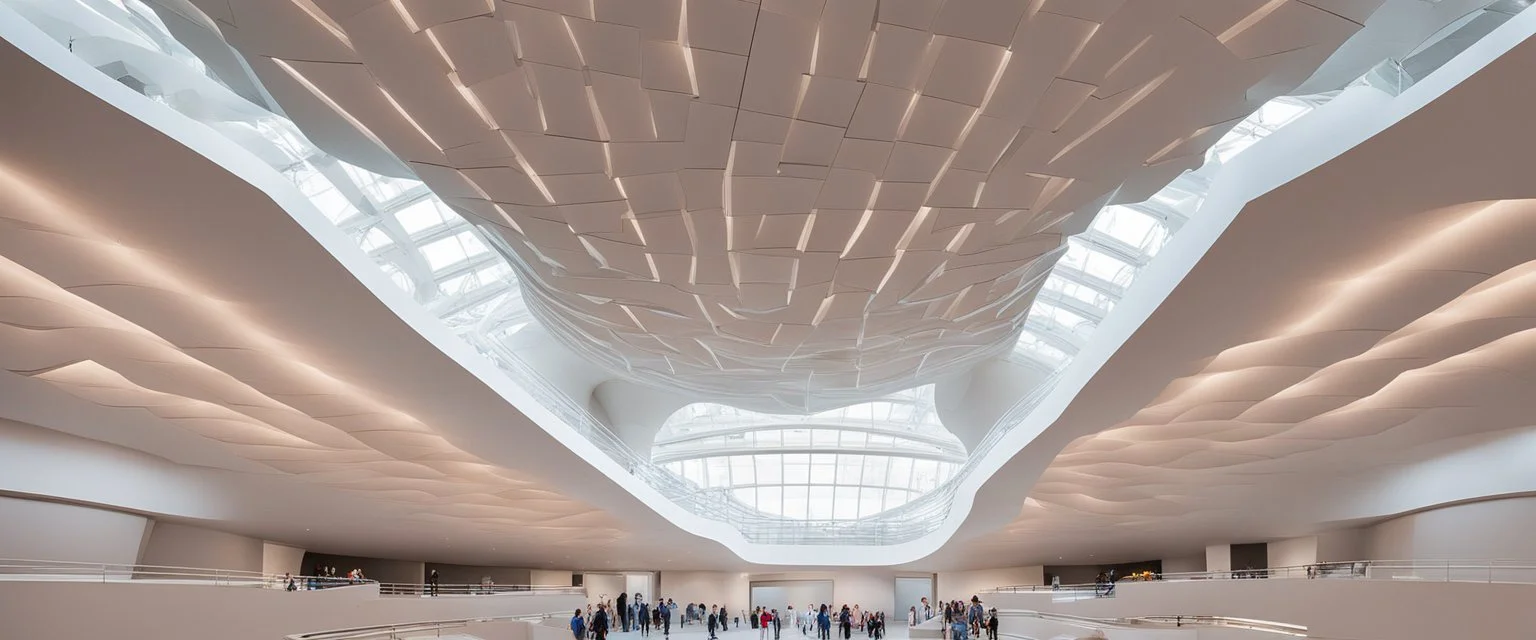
[575,595,678,640]
[939,596,996,640]
[792,604,884,640]
[287,565,365,591]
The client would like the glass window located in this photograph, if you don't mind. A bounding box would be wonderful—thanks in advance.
[757,486,783,516]
[807,486,834,520]
[858,488,884,518]
[730,455,755,485]
[783,485,809,519]
[836,455,864,485]
[395,199,448,235]
[756,455,782,484]
[832,486,859,519]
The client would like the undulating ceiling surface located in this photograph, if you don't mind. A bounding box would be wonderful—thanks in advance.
[180,0,1378,411]
[17,0,1530,564]
[936,15,1536,566]
[0,165,627,553]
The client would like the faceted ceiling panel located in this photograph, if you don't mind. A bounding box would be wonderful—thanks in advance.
[188,0,1374,411]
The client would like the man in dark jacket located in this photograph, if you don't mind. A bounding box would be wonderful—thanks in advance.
[595,604,610,640]
[618,592,629,633]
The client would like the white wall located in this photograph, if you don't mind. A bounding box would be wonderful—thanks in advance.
[893,576,933,618]
[261,541,305,576]
[139,521,263,572]
[532,569,574,586]
[1315,529,1364,562]
[586,572,632,605]
[833,570,896,613]
[0,580,582,640]
[0,495,149,564]
[659,571,751,611]
[1204,545,1231,573]
[1266,537,1318,569]
[1366,496,1536,560]
[1160,556,1205,574]
[936,566,1042,603]
[987,573,1536,640]
[751,580,833,613]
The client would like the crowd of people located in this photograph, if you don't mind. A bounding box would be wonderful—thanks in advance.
[572,598,909,640]
[915,596,996,640]
[279,565,368,591]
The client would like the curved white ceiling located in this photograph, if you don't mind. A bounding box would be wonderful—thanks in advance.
[9,0,1536,574]
[177,0,1374,411]
[922,11,1536,568]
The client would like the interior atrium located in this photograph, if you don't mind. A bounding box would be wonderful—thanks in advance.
[3,1,1536,639]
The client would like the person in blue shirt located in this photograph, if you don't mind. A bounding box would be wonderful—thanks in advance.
[571,609,587,640]
[817,605,831,640]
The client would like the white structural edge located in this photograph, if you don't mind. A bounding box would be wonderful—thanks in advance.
[2,4,1534,566]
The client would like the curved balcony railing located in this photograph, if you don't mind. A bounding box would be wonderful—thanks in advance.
[285,612,564,640]
[8,0,1529,548]
[377,582,584,597]
[0,558,370,590]
[997,610,1308,637]
[984,560,1536,594]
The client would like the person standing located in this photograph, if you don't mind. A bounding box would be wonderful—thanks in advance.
[773,608,783,640]
[663,599,673,637]
[573,609,588,640]
[817,606,831,640]
[708,605,720,640]
[839,606,852,640]
[595,605,611,640]
[985,609,998,640]
[618,592,630,633]
[640,597,652,636]
[427,570,439,597]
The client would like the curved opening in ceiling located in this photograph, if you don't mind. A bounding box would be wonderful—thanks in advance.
[9,0,1529,561]
[651,386,967,521]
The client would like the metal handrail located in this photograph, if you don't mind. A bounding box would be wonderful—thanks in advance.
[285,611,562,640]
[999,610,1307,637]
[377,582,584,597]
[985,559,1536,592]
[0,558,372,589]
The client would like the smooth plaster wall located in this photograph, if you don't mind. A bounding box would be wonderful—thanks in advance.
[1204,545,1231,573]
[262,541,306,576]
[751,580,833,613]
[0,580,581,640]
[301,552,424,585]
[1267,537,1317,569]
[532,569,575,586]
[1315,529,1365,562]
[987,573,1536,640]
[936,566,1042,602]
[893,576,933,618]
[1366,496,1536,560]
[425,563,532,586]
[0,495,149,565]
[1161,556,1205,574]
[661,570,904,616]
[585,572,631,605]
[139,521,263,572]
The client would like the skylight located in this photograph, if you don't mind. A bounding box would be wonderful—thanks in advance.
[654,385,967,521]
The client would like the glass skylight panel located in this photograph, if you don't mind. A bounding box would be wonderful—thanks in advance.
[395,199,450,235]
[359,227,394,252]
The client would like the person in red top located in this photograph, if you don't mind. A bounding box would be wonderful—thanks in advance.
[760,609,773,640]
